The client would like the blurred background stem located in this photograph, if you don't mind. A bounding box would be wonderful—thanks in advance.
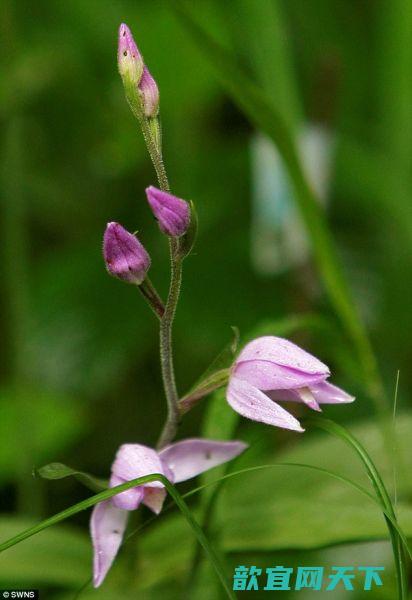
[2,118,43,516]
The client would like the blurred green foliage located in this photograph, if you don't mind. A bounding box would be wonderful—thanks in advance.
[1,0,412,597]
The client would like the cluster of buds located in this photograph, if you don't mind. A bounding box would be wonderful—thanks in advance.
[103,24,193,287]
[103,187,191,286]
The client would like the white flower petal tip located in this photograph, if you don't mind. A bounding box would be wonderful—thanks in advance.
[143,488,167,514]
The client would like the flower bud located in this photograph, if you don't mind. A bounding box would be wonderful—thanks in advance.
[103,222,150,284]
[118,23,144,86]
[146,186,190,237]
[139,66,159,117]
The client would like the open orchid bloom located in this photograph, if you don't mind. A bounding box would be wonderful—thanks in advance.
[91,438,247,587]
[227,336,354,432]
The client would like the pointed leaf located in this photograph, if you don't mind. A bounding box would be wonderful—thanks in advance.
[38,462,107,493]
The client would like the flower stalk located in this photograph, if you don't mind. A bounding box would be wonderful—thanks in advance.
[157,247,183,448]
[140,124,183,447]
[139,277,165,320]
[142,123,183,447]
[117,22,185,447]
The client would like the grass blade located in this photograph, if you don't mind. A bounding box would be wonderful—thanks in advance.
[307,416,409,599]
[0,474,235,600]
[122,463,411,560]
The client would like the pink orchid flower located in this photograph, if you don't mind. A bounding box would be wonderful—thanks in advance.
[227,336,354,432]
[91,438,247,586]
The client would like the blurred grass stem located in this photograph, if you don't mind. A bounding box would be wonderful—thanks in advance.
[2,119,43,516]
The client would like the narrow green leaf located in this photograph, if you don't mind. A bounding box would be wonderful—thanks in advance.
[190,463,412,561]
[0,474,235,600]
[307,416,409,599]
[195,326,239,385]
[132,461,411,591]
[38,462,107,493]
[179,370,230,415]
[179,327,239,413]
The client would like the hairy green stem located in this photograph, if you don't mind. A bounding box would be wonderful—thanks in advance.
[132,101,182,448]
[157,248,183,448]
[139,115,170,192]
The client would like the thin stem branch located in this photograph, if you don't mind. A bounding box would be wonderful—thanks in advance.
[139,276,165,319]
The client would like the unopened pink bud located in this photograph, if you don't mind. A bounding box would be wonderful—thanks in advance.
[118,23,144,85]
[146,186,190,237]
[139,66,159,117]
[103,222,150,284]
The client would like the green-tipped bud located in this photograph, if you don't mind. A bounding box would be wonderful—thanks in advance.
[118,23,144,86]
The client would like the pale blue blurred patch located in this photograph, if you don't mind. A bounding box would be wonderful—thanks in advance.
[251,124,335,274]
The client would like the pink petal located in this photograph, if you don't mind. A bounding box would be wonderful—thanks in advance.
[109,474,144,510]
[111,443,172,489]
[226,376,304,432]
[236,336,329,375]
[159,439,247,483]
[90,501,128,588]
[142,487,167,514]
[310,380,355,404]
[234,360,327,390]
